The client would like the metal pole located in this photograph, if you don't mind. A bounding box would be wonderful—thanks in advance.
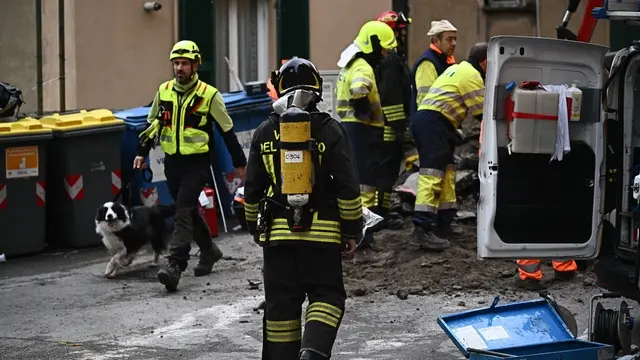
[35,0,43,115]
[209,165,228,233]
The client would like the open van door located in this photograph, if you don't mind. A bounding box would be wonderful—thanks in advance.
[477,36,609,260]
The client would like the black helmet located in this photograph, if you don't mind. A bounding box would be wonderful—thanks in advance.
[270,57,322,98]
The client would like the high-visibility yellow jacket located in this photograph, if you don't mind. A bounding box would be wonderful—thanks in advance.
[335,58,384,127]
[417,61,484,128]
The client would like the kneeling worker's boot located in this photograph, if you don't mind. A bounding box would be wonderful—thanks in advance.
[299,349,329,360]
[411,226,450,252]
[157,261,182,292]
[194,241,224,277]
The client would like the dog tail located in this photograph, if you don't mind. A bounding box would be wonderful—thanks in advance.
[155,204,176,218]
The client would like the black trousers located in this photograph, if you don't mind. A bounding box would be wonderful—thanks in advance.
[376,138,403,217]
[262,244,346,360]
[164,153,212,270]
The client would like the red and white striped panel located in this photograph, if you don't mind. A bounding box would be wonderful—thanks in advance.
[36,181,46,207]
[111,170,122,196]
[64,175,84,200]
[0,184,5,209]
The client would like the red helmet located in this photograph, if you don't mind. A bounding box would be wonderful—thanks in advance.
[376,10,411,29]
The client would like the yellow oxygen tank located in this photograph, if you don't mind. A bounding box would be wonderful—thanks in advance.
[279,105,313,229]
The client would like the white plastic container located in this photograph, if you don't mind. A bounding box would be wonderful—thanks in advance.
[508,88,559,154]
[566,83,582,122]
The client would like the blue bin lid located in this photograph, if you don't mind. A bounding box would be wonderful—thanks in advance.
[437,297,573,357]
[114,106,152,131]
[223,91,272,112]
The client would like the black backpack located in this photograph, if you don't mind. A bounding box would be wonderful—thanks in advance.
[0,82,24,119]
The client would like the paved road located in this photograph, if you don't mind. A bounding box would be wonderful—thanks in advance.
[0,233,609,360]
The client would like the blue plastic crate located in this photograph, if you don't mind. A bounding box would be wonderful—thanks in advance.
[438,297,616,360]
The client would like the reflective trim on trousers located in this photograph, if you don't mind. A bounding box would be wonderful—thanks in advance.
[419,167,444,178]
[517,259,542,280]
[414,203,438,213]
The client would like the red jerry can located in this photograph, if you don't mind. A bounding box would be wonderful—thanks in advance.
[199,186,219,238]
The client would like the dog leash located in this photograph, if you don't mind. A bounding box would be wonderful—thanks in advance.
[113,167,154,203]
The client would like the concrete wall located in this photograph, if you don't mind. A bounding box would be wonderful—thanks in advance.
[309,0,392,70]
[0,1,38,113]
[2,0,612,112]
[407,0,610,64]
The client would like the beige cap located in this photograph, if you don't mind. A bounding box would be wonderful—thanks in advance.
[427,20,457,36]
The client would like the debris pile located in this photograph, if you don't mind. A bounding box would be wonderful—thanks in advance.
[343,117,517,296]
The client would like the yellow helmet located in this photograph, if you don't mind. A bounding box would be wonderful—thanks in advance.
[169,40,202,64]
[354,21,397,54]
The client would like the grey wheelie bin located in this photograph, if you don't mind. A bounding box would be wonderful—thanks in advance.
[39,109,125,248]
[0,118,53,257]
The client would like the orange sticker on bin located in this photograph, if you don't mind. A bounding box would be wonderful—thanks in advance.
[5,146,39,179]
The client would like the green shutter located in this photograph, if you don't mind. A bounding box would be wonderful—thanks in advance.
[277,0,309,62]
[179,0,215,84]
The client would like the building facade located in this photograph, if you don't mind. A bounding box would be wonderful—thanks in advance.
[0,0,615,114]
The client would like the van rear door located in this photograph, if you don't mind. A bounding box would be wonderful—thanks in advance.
[477,36,609,260]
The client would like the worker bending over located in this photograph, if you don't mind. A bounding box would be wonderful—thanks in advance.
[336,21,397,253]
[135,40,247,292]
[244,58,361,360]
[410,43,487,251]
[516,259,577,290]
[411,20,458,115]
[374,11,413,231]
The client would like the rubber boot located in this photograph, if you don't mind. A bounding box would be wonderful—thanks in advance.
[299,349,329,360]
[513,276,546,291]
[410,226,450,251]
[193,211,224,277]
[194,241,223,277]
[157,261,182,292]
[554,270,576,282]
[434,223,465,240]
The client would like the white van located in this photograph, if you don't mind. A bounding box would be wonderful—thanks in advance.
[477,36,640,297]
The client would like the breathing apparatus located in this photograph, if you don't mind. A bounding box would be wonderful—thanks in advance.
[276,90,319,231]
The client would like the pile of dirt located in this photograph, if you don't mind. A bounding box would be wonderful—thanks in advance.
[342,217,518,298]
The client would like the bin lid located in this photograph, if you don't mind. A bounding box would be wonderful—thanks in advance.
[40,109,124,131]
[113,106,151,130]
[223,91,272,111]
[437,297,573,357]
[0,117,53,137]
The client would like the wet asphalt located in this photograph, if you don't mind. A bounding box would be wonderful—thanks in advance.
[0,232,619,360]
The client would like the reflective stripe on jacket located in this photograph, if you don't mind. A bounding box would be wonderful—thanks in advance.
[410,45,454,116]
[417,61,484,128]
[157,79,218,155]
[336,58,384,127]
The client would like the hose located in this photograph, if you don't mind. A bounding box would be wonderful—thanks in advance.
[594,308,621,352]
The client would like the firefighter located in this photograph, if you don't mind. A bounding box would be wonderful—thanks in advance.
[244,57,361,360]
[335,20,397,253]
[135,40,247,292]
[516,260,578,290]
[374,11,413,231]
[410,42,488,251]
[411,20,458,115]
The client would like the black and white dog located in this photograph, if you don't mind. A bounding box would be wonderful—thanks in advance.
[95,201,175,278]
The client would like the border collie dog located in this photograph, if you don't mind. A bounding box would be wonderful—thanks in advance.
[95,201,175,278]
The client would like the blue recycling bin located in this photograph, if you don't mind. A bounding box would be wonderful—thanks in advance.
[114,106,173,208]
[115,90,273,219]
[213,91,273,216]
[438,298,615,360]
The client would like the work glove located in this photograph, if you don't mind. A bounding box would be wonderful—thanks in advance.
[139,119,160,147]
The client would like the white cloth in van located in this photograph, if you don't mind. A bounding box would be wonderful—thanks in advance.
[543,84,571,162]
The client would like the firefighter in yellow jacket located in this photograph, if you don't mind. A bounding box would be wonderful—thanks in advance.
[410,43,488,251]
[135,40,247,292]
[336,20,397,250]
[244,58,361,360]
